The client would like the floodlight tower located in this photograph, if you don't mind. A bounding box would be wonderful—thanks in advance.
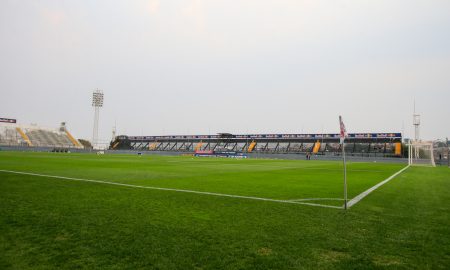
[92,89,104,149]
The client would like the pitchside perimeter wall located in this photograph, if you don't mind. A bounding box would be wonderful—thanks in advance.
[0,146,409,164]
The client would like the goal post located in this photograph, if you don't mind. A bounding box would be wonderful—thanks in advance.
[408,141,436,167]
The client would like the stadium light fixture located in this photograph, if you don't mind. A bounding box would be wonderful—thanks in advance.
[92,89,104,149]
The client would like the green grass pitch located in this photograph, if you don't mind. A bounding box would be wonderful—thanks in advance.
[0,151,449,269]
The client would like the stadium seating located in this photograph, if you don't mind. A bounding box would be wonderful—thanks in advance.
[302,143,314,152]
[110,133,403,157]
[0,123,82,148]
[312,141,321,153]
[0,126,23,146]
[248,141,257,152]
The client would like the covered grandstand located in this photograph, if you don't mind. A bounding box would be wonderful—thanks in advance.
[110,132,403,157]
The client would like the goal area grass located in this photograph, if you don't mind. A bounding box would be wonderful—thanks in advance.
[0,152,449,269]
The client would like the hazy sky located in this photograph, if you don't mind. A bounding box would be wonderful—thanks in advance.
[1,0,449,143]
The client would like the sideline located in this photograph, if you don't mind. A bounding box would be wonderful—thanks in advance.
[347,165,410,208]
[0,169,342,210]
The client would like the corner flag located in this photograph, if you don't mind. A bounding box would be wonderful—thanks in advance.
[339,115,348,210]
[339,116,347,144]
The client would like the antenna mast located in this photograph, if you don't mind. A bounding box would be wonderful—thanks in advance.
[413,101,420,142]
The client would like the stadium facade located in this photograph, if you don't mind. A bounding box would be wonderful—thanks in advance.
[110,132,403,157]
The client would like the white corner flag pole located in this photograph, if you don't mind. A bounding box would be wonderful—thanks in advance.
[342,139,347,210]
[339,116,348,210]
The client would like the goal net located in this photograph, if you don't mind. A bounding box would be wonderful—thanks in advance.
[408,141,436,167]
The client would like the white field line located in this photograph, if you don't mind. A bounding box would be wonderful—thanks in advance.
[0,169,342,210]
[289,198,345,202]
[347,165,410,208]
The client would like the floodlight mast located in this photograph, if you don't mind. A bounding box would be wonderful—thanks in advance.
[92,89,104,149]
